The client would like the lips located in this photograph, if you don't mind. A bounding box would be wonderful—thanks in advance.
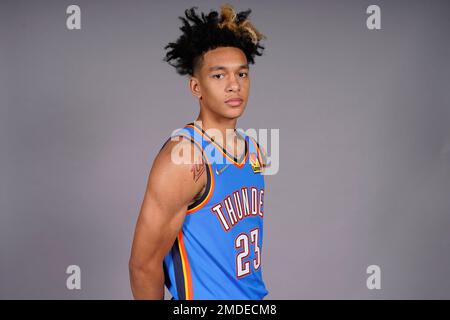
[225,98,243,106]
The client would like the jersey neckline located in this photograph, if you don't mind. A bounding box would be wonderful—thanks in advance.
[186,122,248,168]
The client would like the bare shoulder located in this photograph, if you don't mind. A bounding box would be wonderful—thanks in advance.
[147,136,206,206]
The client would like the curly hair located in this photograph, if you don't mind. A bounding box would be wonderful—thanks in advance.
[163,3,266,77]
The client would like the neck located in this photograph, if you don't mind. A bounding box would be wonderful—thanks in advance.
[195,106,238,141]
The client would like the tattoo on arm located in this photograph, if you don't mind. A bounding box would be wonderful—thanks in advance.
[191,156,205,182]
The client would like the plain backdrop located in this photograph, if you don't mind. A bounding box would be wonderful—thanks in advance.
[1,0,449,299]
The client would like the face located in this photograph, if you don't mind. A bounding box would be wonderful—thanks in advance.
[189,47,250,120]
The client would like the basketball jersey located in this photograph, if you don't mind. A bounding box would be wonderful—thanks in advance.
[162,122,268,300]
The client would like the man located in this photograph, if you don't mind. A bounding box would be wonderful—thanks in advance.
[129,4,268,300]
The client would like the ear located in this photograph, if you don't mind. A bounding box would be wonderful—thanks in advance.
[189,76,202,100]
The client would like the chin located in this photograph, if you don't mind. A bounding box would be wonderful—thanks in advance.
[223,107,245,119]
[222,102,246,118]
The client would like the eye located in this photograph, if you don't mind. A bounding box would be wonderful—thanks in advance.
[212,74,224,79]
[239,72,248,78]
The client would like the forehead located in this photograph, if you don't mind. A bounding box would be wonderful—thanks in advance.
[201,47,248,71]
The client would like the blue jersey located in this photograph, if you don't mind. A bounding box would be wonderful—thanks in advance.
[163,122,268,300]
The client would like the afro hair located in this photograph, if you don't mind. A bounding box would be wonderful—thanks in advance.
[163,3,266,77]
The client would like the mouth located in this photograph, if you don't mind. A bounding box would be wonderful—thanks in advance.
[225,98,243,107]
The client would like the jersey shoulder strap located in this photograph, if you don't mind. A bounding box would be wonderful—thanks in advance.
[237,130,265,169]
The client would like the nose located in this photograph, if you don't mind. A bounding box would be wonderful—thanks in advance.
[226,74,240,92]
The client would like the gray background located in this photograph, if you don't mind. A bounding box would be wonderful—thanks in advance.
[1,0,449,299]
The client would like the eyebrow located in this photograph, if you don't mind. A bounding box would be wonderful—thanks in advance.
[208,64,249,72]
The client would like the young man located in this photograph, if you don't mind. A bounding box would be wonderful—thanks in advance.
[129,4,268,300]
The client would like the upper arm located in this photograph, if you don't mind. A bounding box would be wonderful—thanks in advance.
[129,137,206,268]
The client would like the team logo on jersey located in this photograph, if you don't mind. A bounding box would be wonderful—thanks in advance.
[249,153,262,173]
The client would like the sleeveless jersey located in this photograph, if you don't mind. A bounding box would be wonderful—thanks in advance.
[162,122,268,300]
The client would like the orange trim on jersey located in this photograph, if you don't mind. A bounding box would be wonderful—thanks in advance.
[177,231,194,300]
[175,132,215,215]
[186,124,248,168]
